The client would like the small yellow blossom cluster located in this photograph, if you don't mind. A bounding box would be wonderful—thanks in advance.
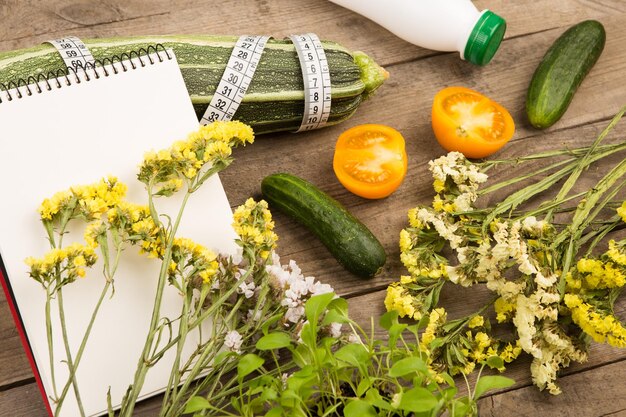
[168,238,219,285]
[25,243,97,288]
[83,201,164,259]
[419,309,521,377]
[138,121,254,189]
[494,297,516,323]
[38,177,127,222]
[566,241,626,292]
[384,283,423,320]
[573,258,626,289]
[232,198,277,259]
[565,294,626,348]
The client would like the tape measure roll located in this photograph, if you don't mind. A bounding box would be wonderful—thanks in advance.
[289,33,332,132]
[201,35,270,125]
[47,36,95,69]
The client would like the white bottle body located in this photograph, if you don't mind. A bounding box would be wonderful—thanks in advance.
[328,0,483,58]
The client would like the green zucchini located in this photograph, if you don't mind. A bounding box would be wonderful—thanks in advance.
[526,20,606,129]
[0,36,388,134]
[261,173,386,278]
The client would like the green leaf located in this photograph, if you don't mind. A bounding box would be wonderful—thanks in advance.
[299,321,317,348]
[344,399,377,417]
[305,292,336,324]
[237,354,265,379]
[397,387,438,413]
[321,308,350,325]
[388,322,407,347]
[357,378,372,397]
[256,332,293,350]
[213,350,234,365]
[335,343,369,368]
[265,407,283,417]
[429,337,445,350]
[389,356,428,377]
[261,314,284,335]
[380,310,399,330]
[486,355,504,370]
[183,397,211,414]
[365,388,393,411]
[261,387,278,402]
[473,375,515,399]
[328,297,349,317]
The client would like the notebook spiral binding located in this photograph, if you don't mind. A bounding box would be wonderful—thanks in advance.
[0,44,172,104]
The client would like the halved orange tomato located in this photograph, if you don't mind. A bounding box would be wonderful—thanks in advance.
[333,124,408,199]
[432,86,515,159]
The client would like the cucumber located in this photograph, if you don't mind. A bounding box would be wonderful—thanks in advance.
[526,20,606,129]
[0,36,388,135]
[261,173,386,278]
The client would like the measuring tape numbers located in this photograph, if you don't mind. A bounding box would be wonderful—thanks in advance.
[201,35,270,125]
[47,36,95,69]
[289,33,332,132]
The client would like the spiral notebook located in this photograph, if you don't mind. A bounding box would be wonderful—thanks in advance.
[0,48,237,416]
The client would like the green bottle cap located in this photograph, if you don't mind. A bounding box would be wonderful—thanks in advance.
[464,10,507,66]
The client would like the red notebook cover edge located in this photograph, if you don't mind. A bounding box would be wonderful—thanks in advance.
[0,256,54,416]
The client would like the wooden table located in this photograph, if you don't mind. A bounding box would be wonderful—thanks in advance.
[2,1,626,416]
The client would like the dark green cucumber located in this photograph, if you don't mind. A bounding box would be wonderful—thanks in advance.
[261,173,386,278]
[526,20,606,129]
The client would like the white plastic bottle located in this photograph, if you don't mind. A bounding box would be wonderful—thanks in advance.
[327,0,507,66]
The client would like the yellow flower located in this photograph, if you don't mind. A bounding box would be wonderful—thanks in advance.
[170,238,218,284]
[38,190,73,220]
[576,258,626,289]
[232,199,278,254]
[433,179,445,193]
[468,315,484,329]
[565,294,626,347]
[138,121,254,186]
[432,195,445,212]
[617,201,626,223]
[421,308,446,348]
[607,240,626,267]
[399,229,412,252]
[384,284,422,320]
[25,243,97,286]
[407,208,422,229]
[494,297,516,323]
[400,275,414,284]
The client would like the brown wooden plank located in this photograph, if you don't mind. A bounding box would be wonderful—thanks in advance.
[0,0,625,67]
[478,359,626,417]
[0,293,35,386]
[0,382,48,417]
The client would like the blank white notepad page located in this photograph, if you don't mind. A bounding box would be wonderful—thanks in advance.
[0,51,237,416]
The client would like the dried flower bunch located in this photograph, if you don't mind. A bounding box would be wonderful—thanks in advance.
[386,108,626,395]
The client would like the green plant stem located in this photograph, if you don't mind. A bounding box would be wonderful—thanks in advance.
[118,191,191,417]
[482,143,626,231]
[581,216,622,257]
[54,281,112,416]
[45,289,59,404]
[56,289,86,417]
[160,290,192,417]
[480,142,626,170]
[162,298,248,417]
[555,158,626,297]
[479,156,575,196]
[545,109,626,223]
